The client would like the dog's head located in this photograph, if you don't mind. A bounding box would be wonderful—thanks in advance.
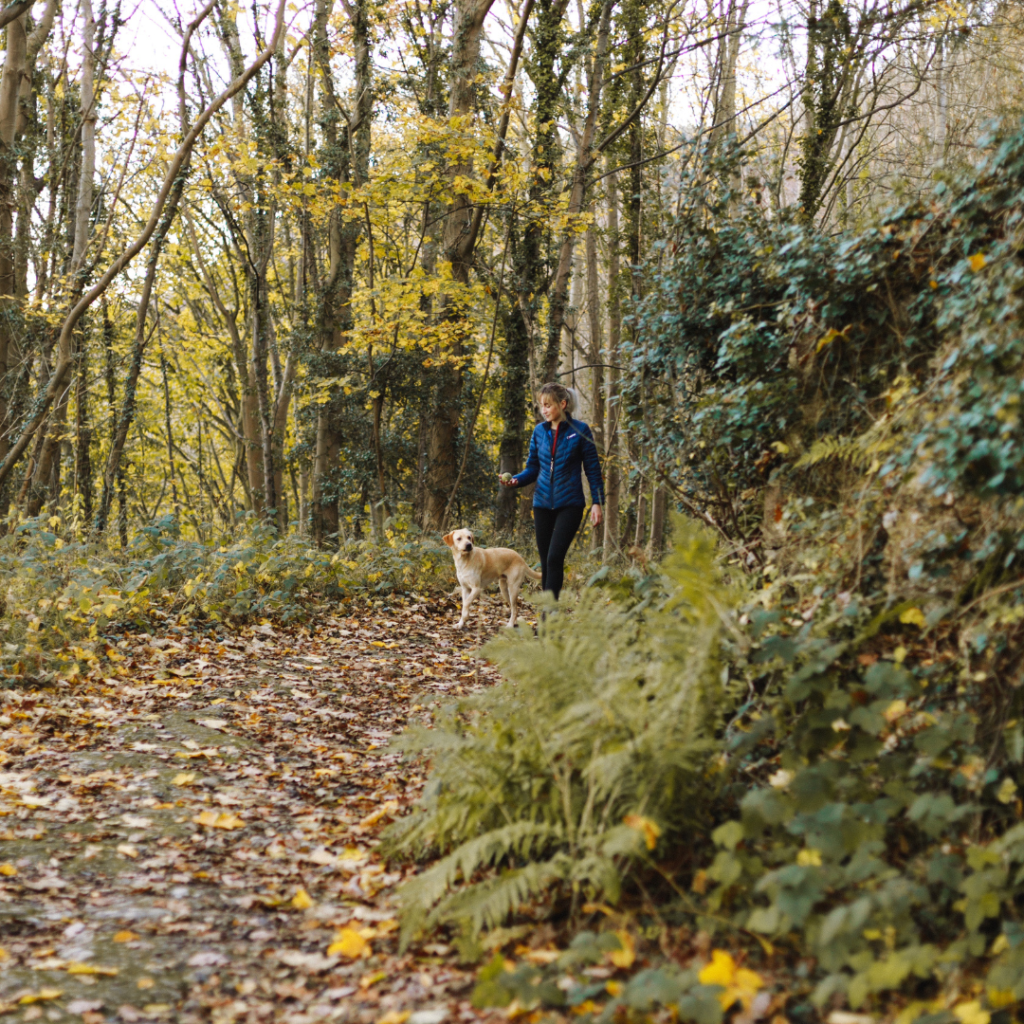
[443,528,474,554]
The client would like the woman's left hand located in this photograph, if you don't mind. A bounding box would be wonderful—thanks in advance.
[590,504,603,527]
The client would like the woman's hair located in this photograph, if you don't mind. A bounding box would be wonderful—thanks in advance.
[538,381,578,416]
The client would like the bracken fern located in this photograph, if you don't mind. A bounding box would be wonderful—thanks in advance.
[386,518,742,947]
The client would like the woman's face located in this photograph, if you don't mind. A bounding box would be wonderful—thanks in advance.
[539,395,567,424]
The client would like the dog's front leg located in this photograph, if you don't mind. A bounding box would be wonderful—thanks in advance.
[457,585,480,629]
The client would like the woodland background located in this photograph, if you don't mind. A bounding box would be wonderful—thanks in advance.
[2,0,1018,550]
[5,0,1024,1021]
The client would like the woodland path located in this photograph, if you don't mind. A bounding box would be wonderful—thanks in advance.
[0,594,513,1024]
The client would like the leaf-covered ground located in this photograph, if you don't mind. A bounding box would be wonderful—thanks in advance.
[0,593,510,1024]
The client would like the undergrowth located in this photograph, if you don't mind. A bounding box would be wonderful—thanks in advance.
[0,513,453,683]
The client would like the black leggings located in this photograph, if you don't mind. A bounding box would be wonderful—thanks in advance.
[534,506,585,599]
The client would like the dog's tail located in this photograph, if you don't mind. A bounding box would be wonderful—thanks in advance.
[525,566,542,581]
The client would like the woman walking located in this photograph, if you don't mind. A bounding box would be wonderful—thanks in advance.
[500,382,604,599]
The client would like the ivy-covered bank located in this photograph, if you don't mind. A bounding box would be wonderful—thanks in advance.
[388,121,1024,1023]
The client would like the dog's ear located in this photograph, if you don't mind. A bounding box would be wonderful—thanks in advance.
[442,532,454,548]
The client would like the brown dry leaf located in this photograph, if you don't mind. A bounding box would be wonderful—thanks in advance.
[113,931,139,943]
[358,799,399,828]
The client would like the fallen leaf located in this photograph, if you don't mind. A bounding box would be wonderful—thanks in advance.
[67,962,119,976]
[113,931,139,943]
[116,844,139,859]
[277,949,339,972]
[137,979,155,990]
[0,863,16,876]
[19,989,64,1004]
[197,718,229,731]
[327,927,370,959]
[172,772,196,786]
[290,887,314,910]
[192,810,245,830]
[608,929,635,969]
[358,800,399,828]
[66,1000,105,1014]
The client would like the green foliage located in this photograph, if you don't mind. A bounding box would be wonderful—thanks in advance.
[386,517,739,947]
[394,120,1024,1021]
[470,941,724,1024]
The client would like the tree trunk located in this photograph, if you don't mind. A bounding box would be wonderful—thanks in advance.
[585,220,605,551]
[74,331,92,525]
[649,484,667,555]
[422,0,497,532]
[602,163,621,561]
[311,0,372,546]
[496,235,530,533]
[540,0,612,382]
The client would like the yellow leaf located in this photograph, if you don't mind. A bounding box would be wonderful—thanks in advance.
[291,888,314,910]
[117,844,139,859]
[327,927,369,959]
[797,848,822,866]
[899,607,926,627]
[987,989,1017,1009]
[817,327,843,352]
[172,772,196,786]
[0,863,16,876]
[698,950,764,1010]
[969,253,986,271]
[360,970,387,990]
[699,949,737,988]
[19,989,64,1004]
[953,1001,990,1024]
[67,962,119,976]
[193,811,245,830]
[359,800,399,828]
[378,1013,411,1024]
[884,700,908,723]
[624,814,662,850]
[608,929,635,969]
[113,930,138,943]
[137,977,155,989]
[605,981,623,996]
[0,948,7,960]
[996,777,1018,804]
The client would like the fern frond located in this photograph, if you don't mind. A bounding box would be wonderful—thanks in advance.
[795,435,869,468]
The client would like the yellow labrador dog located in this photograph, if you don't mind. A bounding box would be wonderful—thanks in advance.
[443,528,541,629]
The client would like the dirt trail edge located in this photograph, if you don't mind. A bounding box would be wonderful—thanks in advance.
[0,597,509,1024]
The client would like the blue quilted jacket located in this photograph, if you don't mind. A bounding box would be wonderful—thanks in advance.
[512,418,605,509]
